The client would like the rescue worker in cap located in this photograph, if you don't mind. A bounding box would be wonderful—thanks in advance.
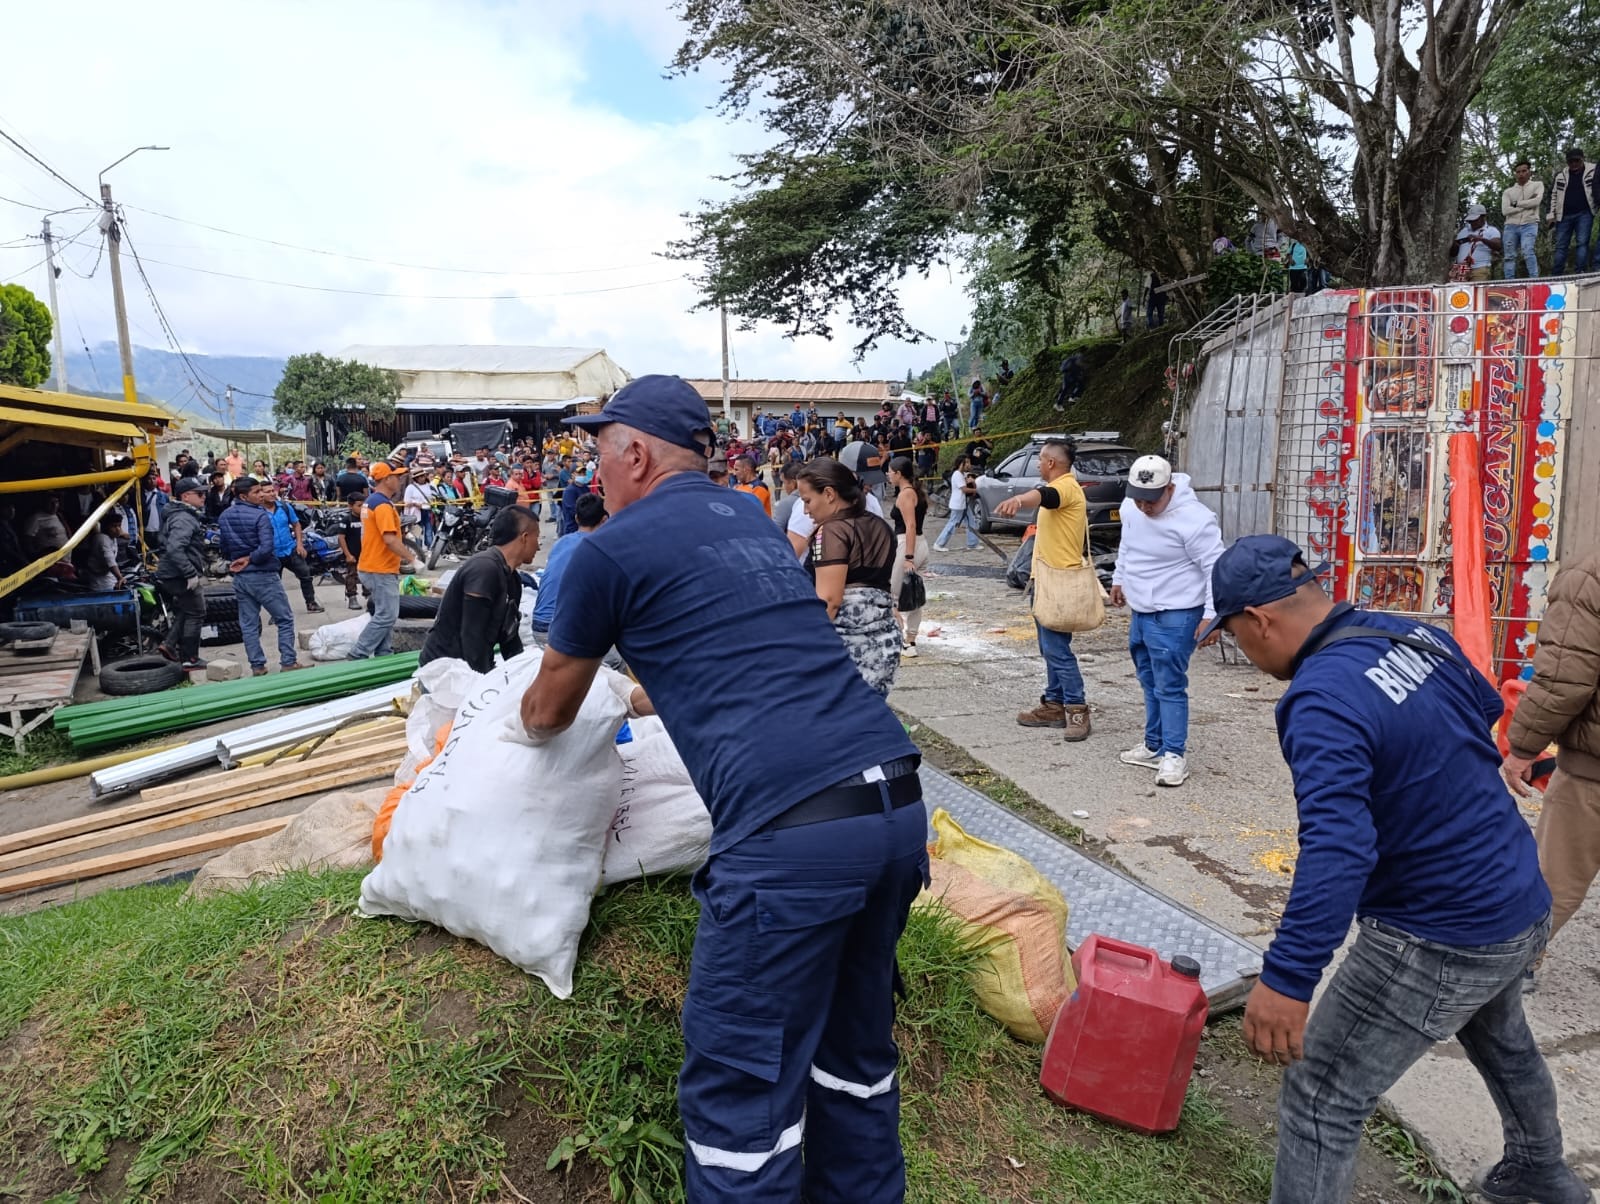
[517,375,925,1204]
[1210,535,1586,1204]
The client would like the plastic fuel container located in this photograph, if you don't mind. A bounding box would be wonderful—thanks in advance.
[1039,934,1207,1134]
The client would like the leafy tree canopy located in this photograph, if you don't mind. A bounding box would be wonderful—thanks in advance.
[0,283,53,388]
[272,354,401,427]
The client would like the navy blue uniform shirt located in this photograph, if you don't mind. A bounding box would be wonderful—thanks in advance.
[1263,603,1551,1002]
[546,472,917,854]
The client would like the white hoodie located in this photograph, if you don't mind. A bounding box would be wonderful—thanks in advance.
[1111,473,1225,616]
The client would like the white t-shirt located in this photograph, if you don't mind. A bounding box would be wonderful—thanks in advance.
[786,491,884,543]
[948,469,969,512]
[403,482,432,522]
[1455,224,1500,268]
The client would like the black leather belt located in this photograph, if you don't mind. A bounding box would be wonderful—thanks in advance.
[765,771,923,831]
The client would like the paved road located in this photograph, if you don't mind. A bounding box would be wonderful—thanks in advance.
[893,541,1600,1195]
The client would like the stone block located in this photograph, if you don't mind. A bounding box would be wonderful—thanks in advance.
[206,658,244,682]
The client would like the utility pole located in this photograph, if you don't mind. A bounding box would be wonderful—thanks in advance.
[719,304,732,423]
[98,146,167,409]
[99,183,139,408]
[40,218,67,392]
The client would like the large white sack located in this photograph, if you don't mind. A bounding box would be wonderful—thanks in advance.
[399,656,485,778]
[357,649,627,998]
[601,722,713,887]
[308,613,371,661]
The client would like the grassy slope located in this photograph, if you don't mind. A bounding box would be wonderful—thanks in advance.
[0,868,1282,1204]
[943,332,1173,473]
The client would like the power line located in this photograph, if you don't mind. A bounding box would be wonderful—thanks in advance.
[0,194,92,215]
[126,203,665,277]
[2,255,47,282]
[126,253,688,300]
[0,123,96,205]
[119,216,229,417]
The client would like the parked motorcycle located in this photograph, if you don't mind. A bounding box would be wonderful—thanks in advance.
[426,500,488,569]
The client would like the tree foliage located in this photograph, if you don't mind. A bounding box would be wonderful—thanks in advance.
[0,283,53,388]
[271,354,401,426]
[670,0,1531,353]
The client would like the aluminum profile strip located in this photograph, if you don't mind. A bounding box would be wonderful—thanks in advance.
[921,768,1264,1014]
[90,737,226,798]
[215,684,413,763]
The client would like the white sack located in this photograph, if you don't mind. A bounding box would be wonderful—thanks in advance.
[308,613,371,661]
[399,656,485,778]
[357,649,627,998]
[187,786,388,898]
[601,721,712,886]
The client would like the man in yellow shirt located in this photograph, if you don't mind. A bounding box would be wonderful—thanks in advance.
[996,439,1092,740]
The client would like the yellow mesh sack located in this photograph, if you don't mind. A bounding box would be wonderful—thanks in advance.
[914,807,1076,1044]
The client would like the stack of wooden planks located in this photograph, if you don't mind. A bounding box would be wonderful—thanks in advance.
[0,716,408,896]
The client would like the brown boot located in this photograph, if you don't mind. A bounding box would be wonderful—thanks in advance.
[1017,697,1067,728]
[1063,704,1092,742]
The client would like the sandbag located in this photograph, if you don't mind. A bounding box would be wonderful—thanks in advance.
[186,786,389,899]
[601,719,712,886]
[357,649,627,998]
[401,656,483,777]
[915,808,1077,1043]
[308,612,371,661]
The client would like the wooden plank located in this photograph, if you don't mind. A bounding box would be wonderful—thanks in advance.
[140,741,406,809]
[0,759,399,873]
[0,752,402,856]
[0,818,290,896]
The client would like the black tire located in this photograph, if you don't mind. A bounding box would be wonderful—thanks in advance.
[367,595,441,619]
[0,620,58,643]
[1006,535,1035,591]
[972,495,993,534]
[204,595,238,623]
[202,620,243,647]
[99,654,186,696]
[426,535,447,571]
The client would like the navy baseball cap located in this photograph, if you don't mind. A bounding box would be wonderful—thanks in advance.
[1199,534,1328,640]
[565,375,714,456]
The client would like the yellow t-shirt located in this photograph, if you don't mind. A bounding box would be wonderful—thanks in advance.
[1033,473,1087,570]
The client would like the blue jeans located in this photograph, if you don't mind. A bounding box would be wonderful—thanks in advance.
[350,571,398,659]
[233,570,297,670]
[1272,914,1559,1204]
[935,507,979,549]
[680,768,928,1203]
[968,399,984,431]
[1034,621,1086,706]
[1129,606,1202,755]
[1503,222,1539,277]
[1552,210,1593,274]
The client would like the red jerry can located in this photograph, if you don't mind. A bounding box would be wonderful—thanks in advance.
[1039,934,1208,1134]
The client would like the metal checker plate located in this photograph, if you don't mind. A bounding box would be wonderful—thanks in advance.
[922,768,1264,1013]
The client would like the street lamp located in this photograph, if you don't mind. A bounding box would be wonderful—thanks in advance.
[98,145,169,407]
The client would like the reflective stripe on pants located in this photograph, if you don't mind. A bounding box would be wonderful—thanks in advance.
[679,794,928,1204]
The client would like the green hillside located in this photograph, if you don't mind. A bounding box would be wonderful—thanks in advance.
[941,330,1172,469]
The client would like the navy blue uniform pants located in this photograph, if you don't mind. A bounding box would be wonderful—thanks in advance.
[680,785,928,1203]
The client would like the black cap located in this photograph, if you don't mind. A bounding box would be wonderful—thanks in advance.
[173,477,205,498]
[1171,955,1202,979]
[1567,146,1586,162]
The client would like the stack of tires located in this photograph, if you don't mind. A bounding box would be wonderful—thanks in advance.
[202,585,242,647]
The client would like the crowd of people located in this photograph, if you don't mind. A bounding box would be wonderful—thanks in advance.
[1452,146,1600,280]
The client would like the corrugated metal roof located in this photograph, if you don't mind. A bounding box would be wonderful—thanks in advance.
[0,383,173,429]
[682,379,894,404]
[394,399,583,413]
[339,345,611,374]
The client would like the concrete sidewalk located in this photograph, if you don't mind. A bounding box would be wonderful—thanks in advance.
[893,543,1600,1193]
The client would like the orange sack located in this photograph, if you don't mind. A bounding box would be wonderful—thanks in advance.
[372,722,451,862]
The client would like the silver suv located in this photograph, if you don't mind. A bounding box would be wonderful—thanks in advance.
[972,433,1137,535]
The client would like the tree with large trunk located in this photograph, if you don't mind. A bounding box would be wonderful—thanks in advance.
[670,0,1531,352]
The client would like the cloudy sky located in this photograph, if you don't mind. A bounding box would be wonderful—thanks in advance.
[0,0,970,391]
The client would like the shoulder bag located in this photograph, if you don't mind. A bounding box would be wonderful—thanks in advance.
[1030,522,1105,633]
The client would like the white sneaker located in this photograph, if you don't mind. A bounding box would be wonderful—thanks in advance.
[1119,745,1162,770]
[901,643,918,658]
[1156,753,1189,787]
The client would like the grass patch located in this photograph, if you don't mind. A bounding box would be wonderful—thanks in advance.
[0,728,75,778]
[0,863,1294,1203]
[943,330,1173,478]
